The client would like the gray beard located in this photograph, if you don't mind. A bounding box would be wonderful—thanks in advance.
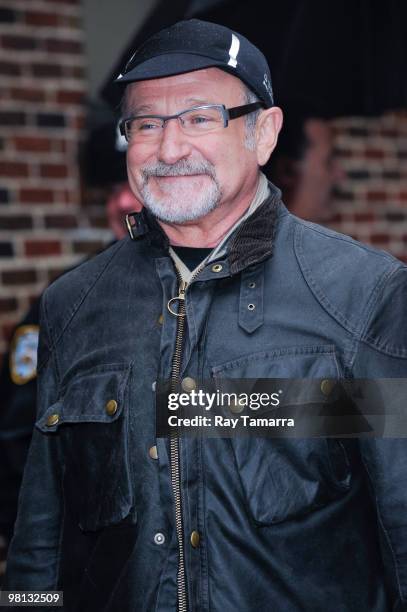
[140,159,222,224]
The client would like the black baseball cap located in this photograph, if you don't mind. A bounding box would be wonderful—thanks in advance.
[115,19,274,108]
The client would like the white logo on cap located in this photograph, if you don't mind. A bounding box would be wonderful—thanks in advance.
[227,34,240,68]
[263,73,273,99]
[117,73,123,79]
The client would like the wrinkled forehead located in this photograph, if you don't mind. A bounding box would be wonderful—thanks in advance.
[122,67,247,115]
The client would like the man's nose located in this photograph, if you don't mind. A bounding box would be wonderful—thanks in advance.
[157,118,192,164]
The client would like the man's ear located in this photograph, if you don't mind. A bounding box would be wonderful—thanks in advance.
[255,107,283,166]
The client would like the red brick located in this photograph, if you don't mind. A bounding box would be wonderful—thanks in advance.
[2,321,16,343]
[73,240,105,255]
[56,89,85,104]
[14,136,52,152]
[0,216,32,230]
[71,114,85,130]
[0,61,21,76]
[31,63,62,78]
[47,267,68,283]
[367,191,387,202]
[354,212,375,222]
[381,128,398,138]
[365,149,386,160]
[11,87,46,103]
[0,161,29,177]
[20,188,54,204]
[0,111,26,126]
[45,38,83,54]
[25,11,59,27]
[2,269,37,284]
[370,234,390,245]
[40,163,68,178]
[2,34,37,50]
[45,214,77,229]
[25,240,62,256]
[399,192,407,202]
[0,297,17,313]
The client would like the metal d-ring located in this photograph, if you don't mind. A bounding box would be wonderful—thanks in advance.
[167,296,185,317]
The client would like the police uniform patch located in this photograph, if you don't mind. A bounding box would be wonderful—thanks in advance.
[9,325,39,385]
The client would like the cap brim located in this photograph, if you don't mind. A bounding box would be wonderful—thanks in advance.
[115,53,230,84]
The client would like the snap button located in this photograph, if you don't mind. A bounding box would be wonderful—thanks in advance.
[190,530,200,548]
[158,314,164,325]
[247,303,256,311]
[211,264,223,273]
[149,445,158,460]
[105,399,118,416]
[248,282,256,289]
[154,532,165,545]
[229,400,245,414]
[320,379,335,396]
[46,413,59,427]
[181,377,197,392]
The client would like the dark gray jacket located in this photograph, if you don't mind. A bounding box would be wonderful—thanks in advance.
[5,186,407,611]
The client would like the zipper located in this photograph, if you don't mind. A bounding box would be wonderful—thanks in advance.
[167,264,205,612]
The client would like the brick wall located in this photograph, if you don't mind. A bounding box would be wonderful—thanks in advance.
[0,2,406,361]
[328,112,407,261]
[0,0,110,358]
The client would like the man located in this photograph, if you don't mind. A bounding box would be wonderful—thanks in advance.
[268,114,345,221]
[5,19,407,612]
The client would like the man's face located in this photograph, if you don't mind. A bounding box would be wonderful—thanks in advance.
[124,68,259,225]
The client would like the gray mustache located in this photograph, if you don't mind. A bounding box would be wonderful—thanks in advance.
[142,160,216,179]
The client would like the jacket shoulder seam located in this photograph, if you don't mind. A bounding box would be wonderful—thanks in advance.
[46,240,127,353]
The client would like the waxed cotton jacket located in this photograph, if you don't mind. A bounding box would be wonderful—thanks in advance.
[5,184,407,612]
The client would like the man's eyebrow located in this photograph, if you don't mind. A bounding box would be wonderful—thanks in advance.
[127,98,218,116]
[126,104,154,116]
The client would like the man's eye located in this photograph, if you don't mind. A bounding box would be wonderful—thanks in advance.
[190,115,213,124]
[137,120,161,131]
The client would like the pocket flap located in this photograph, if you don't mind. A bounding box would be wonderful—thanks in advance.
[36,363,131,433]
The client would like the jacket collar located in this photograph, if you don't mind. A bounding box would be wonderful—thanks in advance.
[126,180,282,274]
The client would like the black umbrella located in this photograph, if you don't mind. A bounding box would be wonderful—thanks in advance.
[102,0,407,118]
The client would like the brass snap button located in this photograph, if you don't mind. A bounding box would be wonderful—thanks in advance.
[190,530,200,548]
[211,264,223,273]
[229,400,245,414]
[46,413,59,427]
[149,445,158,460]
[320,379,335,396]
[105,399,118,416]
[181,377,197,392]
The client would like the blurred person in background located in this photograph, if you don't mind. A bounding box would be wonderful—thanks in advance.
[0,120,140,583]
[268,112,345,221]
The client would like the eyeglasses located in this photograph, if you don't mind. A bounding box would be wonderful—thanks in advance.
[119,102,264,143]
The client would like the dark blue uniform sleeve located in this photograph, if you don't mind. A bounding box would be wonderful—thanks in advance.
[4,293,65,591]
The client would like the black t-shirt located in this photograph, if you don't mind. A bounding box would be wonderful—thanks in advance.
[172,246,212,271]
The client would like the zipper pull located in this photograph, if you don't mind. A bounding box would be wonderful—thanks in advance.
[167,280,188,317]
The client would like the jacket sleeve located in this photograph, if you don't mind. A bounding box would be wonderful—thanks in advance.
[352,265,407,610]
[4,291,65,590]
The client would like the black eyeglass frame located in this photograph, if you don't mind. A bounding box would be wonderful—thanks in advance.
[119,102,265,141]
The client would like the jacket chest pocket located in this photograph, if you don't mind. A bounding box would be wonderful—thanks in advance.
[212,345,352,525]
[36,363,134,532]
